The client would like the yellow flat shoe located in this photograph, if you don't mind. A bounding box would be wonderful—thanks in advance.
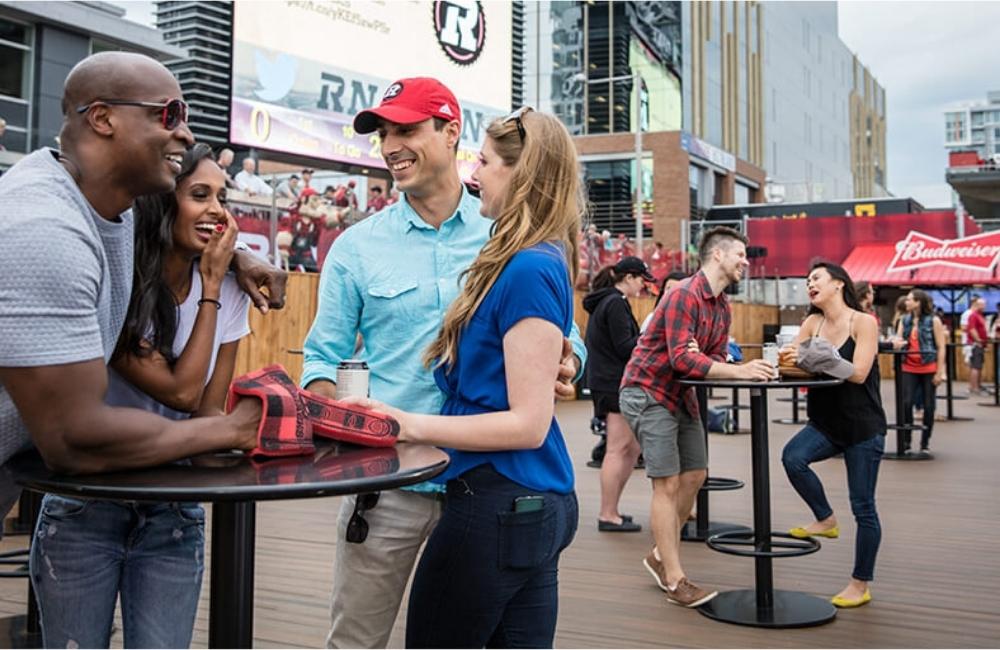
[831,589,871,608]
[789,525,839,539]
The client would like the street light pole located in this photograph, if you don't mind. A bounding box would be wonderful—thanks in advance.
[573,70,645,255]
[633,70,644,256]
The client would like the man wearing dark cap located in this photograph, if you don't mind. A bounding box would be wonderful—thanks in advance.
[301,77,585,648]
[0,51,286,646]
[301,167,314,189]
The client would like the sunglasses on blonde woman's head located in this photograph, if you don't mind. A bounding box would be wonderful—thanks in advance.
[75,98,189,131]
[503,106,534,142]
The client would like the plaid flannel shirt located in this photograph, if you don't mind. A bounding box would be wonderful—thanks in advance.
[621,270,731,420]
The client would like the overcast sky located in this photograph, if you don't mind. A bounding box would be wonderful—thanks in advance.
[838,0,1000,208]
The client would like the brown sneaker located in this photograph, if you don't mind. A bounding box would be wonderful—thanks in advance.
[665,577,718,608]
[642,548,669,591]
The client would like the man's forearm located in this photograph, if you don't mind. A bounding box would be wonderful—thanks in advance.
[304,378,337,399]
[44,406,241,475]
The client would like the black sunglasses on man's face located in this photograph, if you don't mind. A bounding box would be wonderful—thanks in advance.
[75,98,189,131]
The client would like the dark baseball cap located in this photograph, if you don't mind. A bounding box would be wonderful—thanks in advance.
[353,77,461,134]
[614,256,655,281]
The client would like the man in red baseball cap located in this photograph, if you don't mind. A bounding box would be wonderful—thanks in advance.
[352,77,462,210]
[304,77,586,648]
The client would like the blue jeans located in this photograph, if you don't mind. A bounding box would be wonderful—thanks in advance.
[30,495,205,648]
[781,425,884,581]
[406,465,578,648]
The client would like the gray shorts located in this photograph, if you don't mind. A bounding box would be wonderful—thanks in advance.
[969,345,985,370]
[619,386,707,478]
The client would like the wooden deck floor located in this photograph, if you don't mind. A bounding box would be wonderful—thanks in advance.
[1,381,998,648]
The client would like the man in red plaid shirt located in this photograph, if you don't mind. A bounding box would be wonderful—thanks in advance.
[620,226,773,608]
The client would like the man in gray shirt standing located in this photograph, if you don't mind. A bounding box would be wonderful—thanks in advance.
[0,52,285,516]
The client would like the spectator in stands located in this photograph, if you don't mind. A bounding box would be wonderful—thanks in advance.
[368,185,388,213]
[234,157,273,196]
[31,143,252,648]
[0,117,6,151]
[386,186,399,205]
[275,174,301,200]
[301,168,314,189]
[322,185,337,205]
[893,289,946,453]
[584,258,654,533]
[966,297,990,395]
[217,147,236,188]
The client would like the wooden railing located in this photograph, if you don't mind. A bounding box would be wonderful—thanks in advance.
[234,273,782,383]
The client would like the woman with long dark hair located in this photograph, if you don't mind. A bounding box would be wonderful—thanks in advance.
[779,261,887,609]
[583,258,652,532]
[30,144,251,648]
[893,288,946,452]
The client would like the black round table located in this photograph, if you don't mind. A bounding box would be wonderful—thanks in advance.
[9,441,448,648]
[977,339,1000,408]
[680,376,842,628]
[880,349,932,461]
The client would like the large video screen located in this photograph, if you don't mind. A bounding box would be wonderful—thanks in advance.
[230,1,513,178]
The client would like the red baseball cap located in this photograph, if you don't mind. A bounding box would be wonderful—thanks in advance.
[353,77,461,134]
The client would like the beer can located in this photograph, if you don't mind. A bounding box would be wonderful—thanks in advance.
[336,360,370,399]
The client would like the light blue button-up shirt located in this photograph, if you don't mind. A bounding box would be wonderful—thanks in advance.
[301,187,586,490]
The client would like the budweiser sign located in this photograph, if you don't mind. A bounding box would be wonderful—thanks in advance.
[887,230,1000,273]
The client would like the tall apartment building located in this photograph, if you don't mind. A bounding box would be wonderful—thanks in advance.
[518,1,769,250]
[944,91,1000,161]
[682,1,886,203]
[155,0,232,146]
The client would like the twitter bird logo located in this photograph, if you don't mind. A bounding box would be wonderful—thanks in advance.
[254,50,297,103]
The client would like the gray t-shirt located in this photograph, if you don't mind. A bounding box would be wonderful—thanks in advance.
[0,148,133,476]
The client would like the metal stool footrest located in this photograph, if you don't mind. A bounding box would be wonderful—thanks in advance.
[703,476,744,492]
[716,404,751,412]
[706,530,821,558]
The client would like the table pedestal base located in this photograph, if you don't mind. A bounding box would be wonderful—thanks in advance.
[698,589,836,628]
[681,521,750,543]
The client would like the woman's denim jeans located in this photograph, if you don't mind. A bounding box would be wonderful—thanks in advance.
[406,465,578,648]
[781,425,884,581]
[30,495,205,648]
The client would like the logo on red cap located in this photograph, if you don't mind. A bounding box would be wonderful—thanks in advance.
[383,83,403,100]
[433,0,486,66]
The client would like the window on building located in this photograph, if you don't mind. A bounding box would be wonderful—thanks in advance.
[972,111,984,127]
[734,182,751,205]
[0,18,31,100]
[803,66,810,99]
[804,113,812,145]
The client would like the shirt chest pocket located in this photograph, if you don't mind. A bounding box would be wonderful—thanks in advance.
[367,280,421,331]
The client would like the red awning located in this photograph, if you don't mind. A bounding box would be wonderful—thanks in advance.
[842,243,1000,286]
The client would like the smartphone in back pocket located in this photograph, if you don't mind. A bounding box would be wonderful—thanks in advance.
[513,495,544,513]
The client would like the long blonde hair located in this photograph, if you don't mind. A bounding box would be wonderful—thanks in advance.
[424,109,585,369]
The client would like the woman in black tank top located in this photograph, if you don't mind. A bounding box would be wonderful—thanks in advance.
[779,262,887,609]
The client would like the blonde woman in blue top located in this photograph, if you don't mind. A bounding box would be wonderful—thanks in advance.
[351,108,582,648]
